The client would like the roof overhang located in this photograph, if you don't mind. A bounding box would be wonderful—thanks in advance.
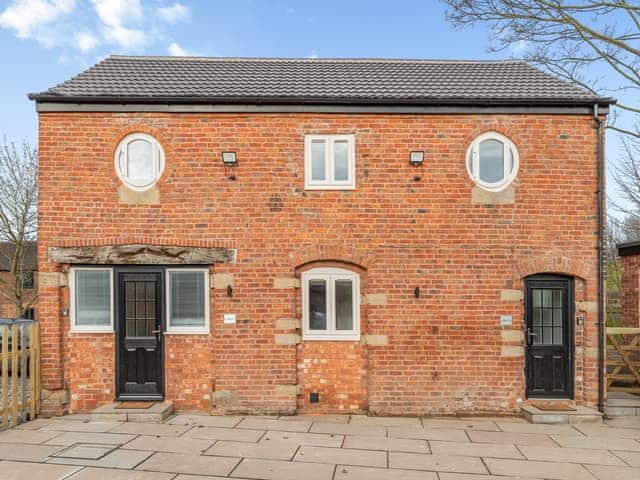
[618,241,640,257]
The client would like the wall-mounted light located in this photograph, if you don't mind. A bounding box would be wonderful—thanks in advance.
[414,287,421,298]
[226,285,233,297]
[409,151,424,166]
[222,152,237,166]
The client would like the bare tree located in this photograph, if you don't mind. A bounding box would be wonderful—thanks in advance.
[0,138,38,317]
[441,0,640,219]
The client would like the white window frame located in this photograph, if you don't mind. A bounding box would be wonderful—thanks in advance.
[69,267,114,333]
[304,134,356,190]
[165,268,210,334]
[466,131,519,192]
[302,267,360,341]
[114,133,166,191]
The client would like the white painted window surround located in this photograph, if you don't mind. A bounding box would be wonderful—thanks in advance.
[304,134,356,190]
[302,267,360,341]
[69,267,114,333]
[166,268,210,334]
[466,131,519,192]
[115,133,165,191]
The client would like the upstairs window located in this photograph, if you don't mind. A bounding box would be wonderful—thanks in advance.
[115,133,165,191]
[467,132,519,192]
[302,267,360,340]
[304,135,355,190]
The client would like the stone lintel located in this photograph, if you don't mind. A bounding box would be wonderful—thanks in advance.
[49,244,235,265]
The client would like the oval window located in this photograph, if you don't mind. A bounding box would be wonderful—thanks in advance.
[466,132,519,191]
[115,133,165,191]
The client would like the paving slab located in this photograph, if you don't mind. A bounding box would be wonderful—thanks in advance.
[136,452,240,476]
[518,445,626,465]
[52,444,115,460]
[111,422,192,436]
[429,440,524,459]
[236,417,312,432]
[387,426,469,442]
[168,414,243,428]
[349,415,422,427]
[389,452,487,474]
[586,464,640,480]
[421,418,500,431]
[231,458,335,480]
[484,458,596,480]
[45,431,137,446]
[551,434,640,451]
[261,430,343,447]
[16,418,55,430]
[0,460,81,480]
[0,428,62,444]
[184,426,265,442]
[294,445,386,467]
[311,422,386,437]
[280,414,350,424]
[605,417,640,429]
[205,440,299,460]
[48,449,153,469]
[613,450,640,466]
[122,435,215,454]
[0,442,64,461]
[439,474,542,480]
[573,424,640,439]
[175,476,249,480]
[343,435,429,453]
[496,422,582,436]
[334,465,438,479]
[68,467,175,480]
[467,430,556,447]
[42,420,123,433]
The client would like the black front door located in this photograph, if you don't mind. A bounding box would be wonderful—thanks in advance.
[525,275,574,398]
[116,269,164,400]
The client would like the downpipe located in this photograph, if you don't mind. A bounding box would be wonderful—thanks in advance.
[594,103,605,414]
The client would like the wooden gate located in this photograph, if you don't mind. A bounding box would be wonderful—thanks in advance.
[0,322,40,430]
[606,327,640,394]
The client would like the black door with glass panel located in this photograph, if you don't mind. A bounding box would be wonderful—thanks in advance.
[525,275,574,398]
[116,269,164,400]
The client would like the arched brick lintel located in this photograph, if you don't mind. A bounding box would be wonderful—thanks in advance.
[513,252,594,284]
[290,244,376,271]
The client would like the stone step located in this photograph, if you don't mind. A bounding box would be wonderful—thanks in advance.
[90,401,174,423]
[521,405,603,424]
[607,392,640,416]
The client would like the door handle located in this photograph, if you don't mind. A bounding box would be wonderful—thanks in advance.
[151,330,161,334]
[526,329,537,344]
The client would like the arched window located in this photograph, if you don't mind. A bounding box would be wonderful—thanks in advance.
[302,267,360,340]
[466,131,519,192]
[115,133,165,191]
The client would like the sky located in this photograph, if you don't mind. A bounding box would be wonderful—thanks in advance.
[0,0,625,207]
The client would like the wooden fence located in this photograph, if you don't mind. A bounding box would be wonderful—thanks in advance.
[606,327,640,394]
[0,322,40,431]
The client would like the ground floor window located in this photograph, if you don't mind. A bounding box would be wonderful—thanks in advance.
[70,267,113,332]
[302,267,360,340]
[166,268,210,334]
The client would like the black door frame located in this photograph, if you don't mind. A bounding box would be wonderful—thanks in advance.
[524,274,575,399]
[114,266,165,401]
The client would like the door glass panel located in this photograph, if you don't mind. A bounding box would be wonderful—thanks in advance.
[552,289,562,308]
[334,140,349,181]
[335,279,353,330]
[542,289,552,308]
[553,326,563,344]
[533,325,542,345]
[542,308,552,326]
[533,308,541,325]
[311,140,326,181]
[530,287,565,346]
[308,279,327,330]
[543,328,553,344]
[532,289,541,308]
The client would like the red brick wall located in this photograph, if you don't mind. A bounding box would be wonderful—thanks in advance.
[620,254,640,328]
[37,111,602,415]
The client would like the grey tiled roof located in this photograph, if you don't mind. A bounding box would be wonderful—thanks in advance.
[29,56,612,106]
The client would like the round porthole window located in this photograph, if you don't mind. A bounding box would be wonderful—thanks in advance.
[466,132,519,192]
[114,133,165,191]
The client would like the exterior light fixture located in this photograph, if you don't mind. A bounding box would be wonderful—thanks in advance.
[410,151,424,166]
[222,152,237,166]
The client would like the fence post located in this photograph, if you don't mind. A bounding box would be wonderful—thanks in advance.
[1,325,7,430]
[11,324,18,427]
[29,323,36,420]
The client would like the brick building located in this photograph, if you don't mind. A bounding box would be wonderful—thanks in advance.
[0,241,37,319]
[29,57,612,416]
[617,241,640,328]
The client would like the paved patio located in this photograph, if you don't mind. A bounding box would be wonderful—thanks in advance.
[1,413,639,480]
